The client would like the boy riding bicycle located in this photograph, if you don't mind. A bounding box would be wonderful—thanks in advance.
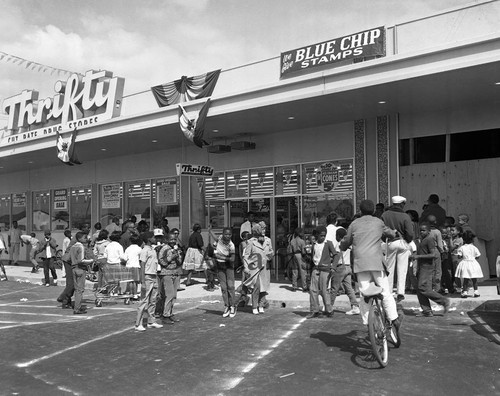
[339,199,403,333]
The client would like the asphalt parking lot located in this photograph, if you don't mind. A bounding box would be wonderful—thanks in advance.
[1,281,500,396]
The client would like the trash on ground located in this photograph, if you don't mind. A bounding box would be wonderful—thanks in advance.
[20,298,28,302]
[219,324,226,327]
[279,372,295,378]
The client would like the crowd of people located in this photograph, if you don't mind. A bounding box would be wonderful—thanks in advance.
[0,194,487,335]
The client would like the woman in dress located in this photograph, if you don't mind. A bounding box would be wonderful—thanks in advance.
[242,222,274,314]
[182,223,205,286]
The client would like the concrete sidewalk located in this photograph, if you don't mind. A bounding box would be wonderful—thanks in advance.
[2,263,499,312]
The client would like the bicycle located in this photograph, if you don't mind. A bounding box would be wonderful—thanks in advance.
[362,283,401,368]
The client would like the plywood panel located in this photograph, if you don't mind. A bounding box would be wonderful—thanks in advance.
[400,158,500,278]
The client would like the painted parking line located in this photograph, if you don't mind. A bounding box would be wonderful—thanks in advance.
[14,305,199,369]
[224,316,307,391]
[0,286,43,297]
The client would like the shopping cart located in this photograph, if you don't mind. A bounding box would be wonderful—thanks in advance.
[94,262,134,307]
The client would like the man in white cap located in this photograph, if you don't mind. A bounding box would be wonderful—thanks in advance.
[381,195,414,302]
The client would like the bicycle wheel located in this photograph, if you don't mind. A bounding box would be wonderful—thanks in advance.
[368,298,388,367]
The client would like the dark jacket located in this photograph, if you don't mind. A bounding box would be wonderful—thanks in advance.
[38,237,58,258]
[381,206,414,243]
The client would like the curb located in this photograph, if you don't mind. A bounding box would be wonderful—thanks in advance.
[6,274,500,313]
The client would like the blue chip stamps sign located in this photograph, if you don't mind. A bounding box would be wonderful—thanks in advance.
[316,162,340,192]
[176,163,214,177]
[280,26,385,77]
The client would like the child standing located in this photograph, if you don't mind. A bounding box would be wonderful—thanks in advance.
[449,225,463,293]
[124,235,143,299]
[455,230,483,298]
[135,232,163,331]
[21,233,40,273]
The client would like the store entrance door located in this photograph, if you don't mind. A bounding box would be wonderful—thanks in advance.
[274,196,300,280]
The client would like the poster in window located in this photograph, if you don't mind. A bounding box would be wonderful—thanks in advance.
[12,193,26,208]
[102,183,121,209]
[53,189,68,210]
[156,179,177,205]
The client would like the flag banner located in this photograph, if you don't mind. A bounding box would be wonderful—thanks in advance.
[56,129,82,166]
[0,51,81,77]
[178,99,211,148]
[151,69,221,107]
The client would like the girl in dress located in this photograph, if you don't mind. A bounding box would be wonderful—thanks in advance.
[182,224,206,286]
[455,230,483,298]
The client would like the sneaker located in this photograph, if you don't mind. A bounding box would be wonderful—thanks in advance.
[164,315,180,323]
[135,325,146,332]
[252,308,259,315]
[73,309,87,315]
[396,294,405,303]
[390,313,404,344]
[346,306,360,315]
[443,288,449,295]
[443,298,451,314]
[45,283,50,287]
[461,291,468,299]
[148,322,163,329]
[229,306,236,318]
[222,307,230,318]
[415,311,433,317]
[258,307,265,314]
[324,310,334,318]
[54,279,58,285]
[473,291,480,298]
[306,312,321,319]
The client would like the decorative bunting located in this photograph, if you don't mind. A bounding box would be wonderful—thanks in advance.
[56,129,82,166]
[178,99,211,148]
[0,51,81,77]
[151,69,221,107]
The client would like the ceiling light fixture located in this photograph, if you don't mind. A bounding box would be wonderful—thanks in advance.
[101,148,107,151]
[152,140,158,143]
[288,116,295,120]
[212,129,219,133]
[378,101,386,104]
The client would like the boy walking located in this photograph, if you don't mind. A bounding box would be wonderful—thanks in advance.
[412,223,451,317]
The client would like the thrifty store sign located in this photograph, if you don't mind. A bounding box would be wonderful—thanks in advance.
[1,70,125,147]
[280,26,385,77]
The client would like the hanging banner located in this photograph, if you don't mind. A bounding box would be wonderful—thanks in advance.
[102,183,121,209]
[53,189,68,210]
[280,26,385,77]
[156,178,178,205]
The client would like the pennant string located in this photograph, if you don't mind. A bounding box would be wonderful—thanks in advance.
[0,50,83,77]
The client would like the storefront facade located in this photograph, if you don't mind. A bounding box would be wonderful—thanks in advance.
[1,2,499,276]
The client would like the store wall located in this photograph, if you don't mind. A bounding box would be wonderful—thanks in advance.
[398,103,500,278]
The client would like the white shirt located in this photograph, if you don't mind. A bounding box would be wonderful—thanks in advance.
[124,244,142,268]
[326,224,344,251]
[313,241,325,266]
[104,241,125,264]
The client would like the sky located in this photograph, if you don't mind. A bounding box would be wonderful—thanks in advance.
[0,0,478,107]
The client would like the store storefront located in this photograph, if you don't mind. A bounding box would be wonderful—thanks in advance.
[1,2,499,276]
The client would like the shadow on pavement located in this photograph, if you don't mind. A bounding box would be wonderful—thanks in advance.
[468,305,500,345]
[310,330,385,369]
